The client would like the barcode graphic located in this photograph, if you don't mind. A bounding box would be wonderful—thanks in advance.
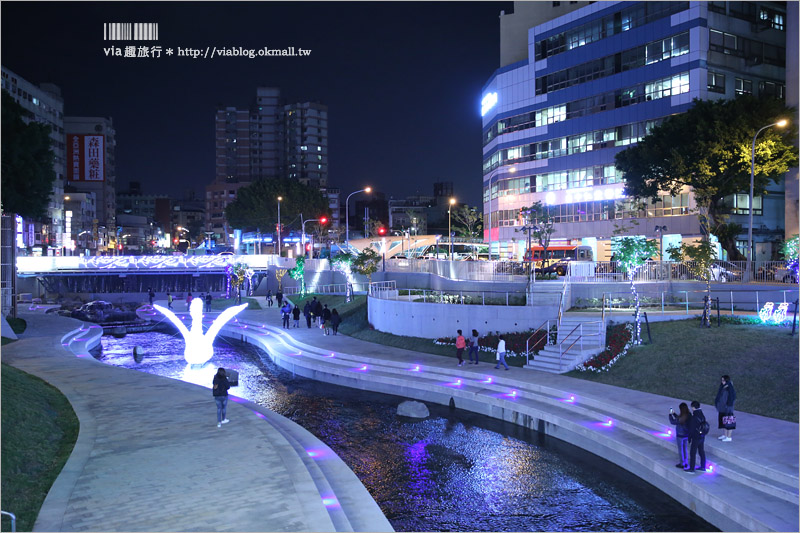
[103,23,159,41]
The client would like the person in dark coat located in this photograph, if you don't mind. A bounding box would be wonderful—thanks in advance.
[715,375,736,442]
[281,302,291,328]
[669,402,691,469]
[148,287,155,305]
[303,301,312,328]
[266,290,273,308]
[276,290,283,307]
[321,304,332,335]
[685,400,707,473]
[205,292,213,312]
[292,304,301,328]
[213,367,231,428]
[313,299,323,325]
[330,309,342,335]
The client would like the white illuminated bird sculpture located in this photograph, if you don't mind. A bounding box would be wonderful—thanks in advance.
[154,298,248,365]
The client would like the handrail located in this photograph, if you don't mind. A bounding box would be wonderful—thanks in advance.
[526,319,551,365]
[1,510,16,532]
[557,276,569,326]
[601,292,606,323]
[559,323,582,346]
[559,335,583,370]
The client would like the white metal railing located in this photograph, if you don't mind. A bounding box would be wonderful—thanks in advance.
[584,288,800,315]
[569,260,799,284]
[369,286,529,306]
[1,510,16,532]
[283,282,368,295]
[368,280,397,297]
[557,321,604,370]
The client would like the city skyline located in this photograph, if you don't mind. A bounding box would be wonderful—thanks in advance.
[1,1,513,206]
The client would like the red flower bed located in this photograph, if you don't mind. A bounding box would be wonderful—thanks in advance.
[578,323,632,371]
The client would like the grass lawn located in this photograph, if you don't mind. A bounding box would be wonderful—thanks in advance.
[285,293,525,366]
[209,296,261,311]
[565,318,799,422]
[1,363,79,531]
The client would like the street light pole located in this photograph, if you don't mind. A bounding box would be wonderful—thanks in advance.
[302,218,323,259]
[277,196,282,257]
[448,198,456,260]
[345,187,372,245]
[748,119,787,279]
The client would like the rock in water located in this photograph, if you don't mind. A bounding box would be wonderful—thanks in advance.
[397,400,429,418]
[133,346,144,363]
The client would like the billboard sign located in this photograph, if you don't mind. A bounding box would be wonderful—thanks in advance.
[68,134,105,181]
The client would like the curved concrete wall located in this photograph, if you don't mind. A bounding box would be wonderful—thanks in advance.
[367,296,555,338]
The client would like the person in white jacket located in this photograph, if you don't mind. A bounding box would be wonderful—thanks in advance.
[495,335,510,370]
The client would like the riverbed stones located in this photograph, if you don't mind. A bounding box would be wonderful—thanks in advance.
[397,400,429,418]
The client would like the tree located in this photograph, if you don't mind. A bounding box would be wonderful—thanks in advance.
[1,90,56,219]
[451,205,483,238]
[288,256,306,296]
[364,218,386,238]
[611,236,659,344]
[353,248,381,284]
[615,96,798,259]
[781,234,799,281]
[521,202,556,267]
[224,178,329,233]
[667,240,717,327]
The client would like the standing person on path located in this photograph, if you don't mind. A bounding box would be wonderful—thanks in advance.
[330,309,342,335]
[715,375,737,442]
[281,302,291,329]
[455,330,466,366]
[468,329,480,364]
[303,301,313,328]
[266,290,273,308]
[494,335,510,370]
[186,292,193,310]
[205,292,213,312]
[276,290,283,307]
[313,298,323,325]
[322,304,332,335]
[213,368,231,428]
[167,291,173,310]
[686,400,707,473]
[669,402,691,469]
[148,287,155,305]
[292,304,301,328]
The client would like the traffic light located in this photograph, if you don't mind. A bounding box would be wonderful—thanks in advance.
[377,227,386,236]
[319,216,328,225]
[305,243,312,251]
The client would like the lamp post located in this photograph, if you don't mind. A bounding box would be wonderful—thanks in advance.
[448,198,456,260]
[302,218,324,259]
[345,187,371,244]
[486,166,515,261]
[748,119,787,279]
[277,196,282,257]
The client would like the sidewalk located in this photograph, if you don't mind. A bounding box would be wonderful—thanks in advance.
[229,300,799,532]
[3,311,390,532]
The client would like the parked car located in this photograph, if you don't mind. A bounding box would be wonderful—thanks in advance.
[710,261,743,282]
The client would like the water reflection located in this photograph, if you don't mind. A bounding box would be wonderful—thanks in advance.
[96,332,716,532]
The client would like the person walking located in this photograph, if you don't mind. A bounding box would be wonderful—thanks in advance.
[205,292,213,312]
[281,302,291,329]
[186,292,193,310]
[468,329,480,365]
[167,291,173,310]
[494,335,510,370]
[669,402,691,469]
[213,367,231,428]
[292,304,301,328]
[313,298,323,325]
[303,301,313,328]
[322,304,332,335]
[276,290,283,307]
[686,400,707,473]
[266,290,273,308]
[148,287,155,306]
[715,375,737,442]
[330,309,342,335]
[455,330,466,366]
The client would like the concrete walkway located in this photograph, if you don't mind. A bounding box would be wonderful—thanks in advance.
[3,311,391,532]
[221,298,798,532]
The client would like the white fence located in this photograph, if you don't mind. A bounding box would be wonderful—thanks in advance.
[369,280,529,306]
[568,260,798,284]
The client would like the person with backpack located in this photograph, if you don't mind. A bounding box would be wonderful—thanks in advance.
[212,367,231,428]
[686,400,709,473]
[715,375,737,442]
[468,329,480,364]
[669,402,691,469]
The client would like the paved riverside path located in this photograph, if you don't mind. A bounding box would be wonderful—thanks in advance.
[3,311,390,532]
[234,299,798,532]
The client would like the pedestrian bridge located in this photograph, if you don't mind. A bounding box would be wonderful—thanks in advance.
[16,255,295,276]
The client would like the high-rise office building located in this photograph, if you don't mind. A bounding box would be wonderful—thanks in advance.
[206,87,330,243]
[482,1,790,261]
[1,67,66,254]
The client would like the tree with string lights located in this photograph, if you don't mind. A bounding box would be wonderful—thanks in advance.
[668,240,717,327]
[611,236,659,344]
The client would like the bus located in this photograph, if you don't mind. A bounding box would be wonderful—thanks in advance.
[524,245,593,265]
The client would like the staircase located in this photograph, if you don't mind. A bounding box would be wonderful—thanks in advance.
[525,316,607,373]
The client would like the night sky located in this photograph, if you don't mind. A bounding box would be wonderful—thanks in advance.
[1,1,514,206]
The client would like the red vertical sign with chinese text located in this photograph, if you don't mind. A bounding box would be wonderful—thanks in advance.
[68,134,105,181]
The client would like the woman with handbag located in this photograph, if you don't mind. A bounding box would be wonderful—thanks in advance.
[715,375,736,442]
